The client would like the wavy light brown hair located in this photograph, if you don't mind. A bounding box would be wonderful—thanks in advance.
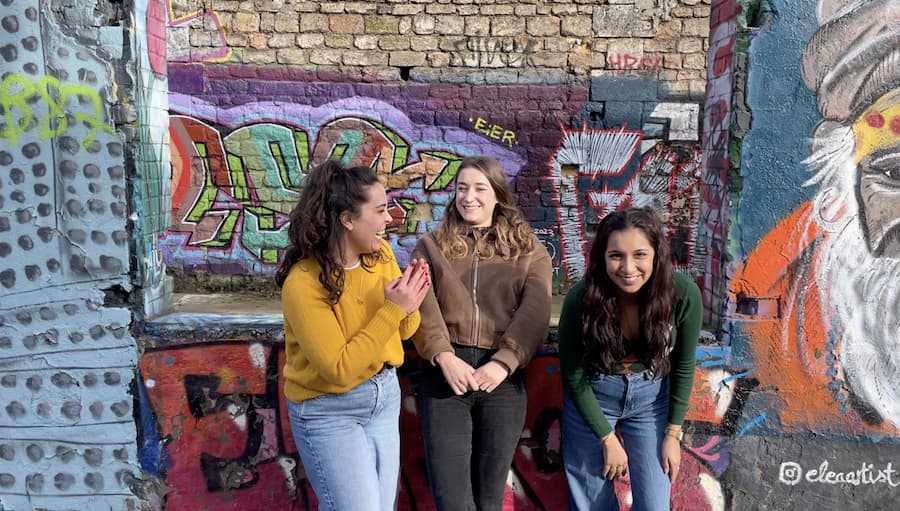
[274,159,385,304]
[433,155,534,260]
[582,207,675,375]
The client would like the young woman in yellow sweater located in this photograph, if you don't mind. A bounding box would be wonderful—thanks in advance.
[275,159,430,511]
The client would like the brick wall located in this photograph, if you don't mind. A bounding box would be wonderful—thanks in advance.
[171,0,710,96]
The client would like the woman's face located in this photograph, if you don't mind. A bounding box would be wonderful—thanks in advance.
[604,227,656,296]
[454,166,498,228]
[342,182,392,261]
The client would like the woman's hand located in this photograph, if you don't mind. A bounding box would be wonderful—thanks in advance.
[661,435,682,482]
[385,258,430,314]
[434,352,478,395]
[601,433,628,480]
[473,361,509,393]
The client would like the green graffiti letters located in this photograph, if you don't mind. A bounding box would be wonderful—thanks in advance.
[170,116,466,265]
[0,74,115,147]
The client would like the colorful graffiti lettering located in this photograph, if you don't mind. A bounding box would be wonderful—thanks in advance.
[0,74,115,147]
[164,96,525,271]
[139,340,307,510]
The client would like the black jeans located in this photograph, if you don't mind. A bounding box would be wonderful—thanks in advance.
[418,346,527,511]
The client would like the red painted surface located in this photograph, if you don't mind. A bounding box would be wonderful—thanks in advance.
[139,340,724,509]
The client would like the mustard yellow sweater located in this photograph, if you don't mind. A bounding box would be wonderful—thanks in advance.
[281,239,420,402]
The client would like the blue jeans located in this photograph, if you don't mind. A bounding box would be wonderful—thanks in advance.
[418,346,526,511]
[562,371,670,511]
[288,366,400,511]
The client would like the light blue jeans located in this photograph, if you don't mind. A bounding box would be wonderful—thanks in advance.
[288,366,400,511]
[562,371,671,511]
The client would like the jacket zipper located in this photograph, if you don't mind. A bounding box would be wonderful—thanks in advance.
[470,255,480,346]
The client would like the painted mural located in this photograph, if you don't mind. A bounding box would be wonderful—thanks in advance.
[725,0,900,507]
[133,0,174,320]
[147,43,718,507]
[546,124,703,282]
[162,81,706,292]
[698,0,740,332]
[6,0,900,508]
[0,0,151,509]
[136,315,738,511]
[163,94,526,273]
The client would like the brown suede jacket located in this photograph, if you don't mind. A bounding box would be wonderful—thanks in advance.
[411,229,552,372]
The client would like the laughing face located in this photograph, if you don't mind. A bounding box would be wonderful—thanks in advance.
[605,227,656,296]
[454,165,498,228]
[341,182,391,263]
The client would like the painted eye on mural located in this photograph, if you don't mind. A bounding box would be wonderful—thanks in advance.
[862,149,900,183]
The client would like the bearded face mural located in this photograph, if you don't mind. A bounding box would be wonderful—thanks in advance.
[731,0,900,433]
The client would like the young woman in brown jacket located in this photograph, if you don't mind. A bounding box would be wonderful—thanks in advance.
[411,155,552,511]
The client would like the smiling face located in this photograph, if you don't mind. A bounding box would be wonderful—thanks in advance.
[605,227,656,296]
[340,182,391,263]
[454,165,498,228]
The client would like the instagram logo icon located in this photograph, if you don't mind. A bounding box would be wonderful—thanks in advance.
[779,462,803,485]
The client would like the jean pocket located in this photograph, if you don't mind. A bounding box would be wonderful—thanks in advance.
[296,391,344,419]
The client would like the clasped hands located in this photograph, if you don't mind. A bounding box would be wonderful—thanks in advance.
[434,352,510,395]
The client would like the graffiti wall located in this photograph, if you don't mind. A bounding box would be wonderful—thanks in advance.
[139,48,711,508]
[8,0,899,509]
[0,0,162,509]
[136,315,736,510]
[698,0,741,332]
[143,4,716,506]
[163,65,706,293]
[132,0,174,320]
[725,0,900,508]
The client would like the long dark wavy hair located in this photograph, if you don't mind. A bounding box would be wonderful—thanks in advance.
[433,155,534,260]
[274,159,384,304]
[582,207,675,375]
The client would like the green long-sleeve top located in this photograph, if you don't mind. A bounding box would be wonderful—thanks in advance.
[559,272,702,439]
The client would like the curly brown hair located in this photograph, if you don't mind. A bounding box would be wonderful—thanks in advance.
[432,155,535,260]
[581,207,675,375]
[274,159,385,304]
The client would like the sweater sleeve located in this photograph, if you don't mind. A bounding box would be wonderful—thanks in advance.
[410,236,454,363]
[492,240,553,372]
[667,273,703,426]
[282,264,408,387]
[559,281,613,439]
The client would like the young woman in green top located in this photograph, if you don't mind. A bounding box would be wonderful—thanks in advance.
[559,207,702,510]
